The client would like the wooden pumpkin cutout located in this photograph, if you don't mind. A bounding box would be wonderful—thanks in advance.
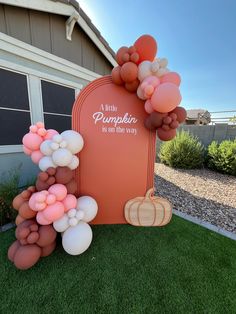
[124,188,172,227]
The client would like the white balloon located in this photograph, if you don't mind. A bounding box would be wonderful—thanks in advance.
[39,156,56,171]
[68,155,79,170]
[69,217,78,227]
[52,148,72,167]
[40,140,53,156]
[61,130,84,154]
[76,196,98,222]
[53,214,69,232]
[157,68,168,77]
[53,134,63,143]
[138,60,152,82]
[159,58,168,68]
[62,222,92,255]
[137,85,146,100]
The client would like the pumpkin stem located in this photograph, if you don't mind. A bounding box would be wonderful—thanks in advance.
[145,188,154,198]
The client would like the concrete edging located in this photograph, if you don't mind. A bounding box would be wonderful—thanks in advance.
[173,209,236,241]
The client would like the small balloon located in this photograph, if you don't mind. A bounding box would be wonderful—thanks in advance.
[171,107,187,123]
[120,62,138,83]
[160,72,181,86]
[111,66,123,85]
[157,128,176,141]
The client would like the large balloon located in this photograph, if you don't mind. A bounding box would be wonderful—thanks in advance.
[134,35,157,63]
[151,83,182,113]
[62,222,93,255]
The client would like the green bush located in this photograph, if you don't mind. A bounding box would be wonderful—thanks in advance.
[0,168,20,226]
[207,139,236,176]
[159,130,205,169]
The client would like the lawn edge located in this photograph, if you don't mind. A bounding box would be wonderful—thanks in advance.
[173,209,236,241]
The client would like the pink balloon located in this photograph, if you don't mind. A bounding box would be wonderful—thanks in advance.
[48,184,67,201]
[144,100,154,114]
[23,146,32,155]
[62,194,77,212]
[45,129,58,140]
[138,76,160,100]
[36,212,52,225]
[29,193,38,211]
[42,202,65,221]
[31,151,44,164]
[151,83,182,113]
[160,72,181,86]
[22,133,43,150]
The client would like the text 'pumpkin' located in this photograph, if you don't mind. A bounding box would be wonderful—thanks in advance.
[124,189,172,227]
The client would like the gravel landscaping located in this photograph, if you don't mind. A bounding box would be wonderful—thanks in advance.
[154,163,236,233]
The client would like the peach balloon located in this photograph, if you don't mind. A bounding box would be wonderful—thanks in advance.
[160,72,181,86]
[44,129,58,140]
[48,184,67,201]
[42,202,65,222]
[22,133,43,150]
[63,194,77,212]
[144,100,154,114]
[23,146,32,155]
[134,35,157,64]
[151,83,182,113]
[120,62,138,83]
[36,212,52,225]
[31,151,44,164]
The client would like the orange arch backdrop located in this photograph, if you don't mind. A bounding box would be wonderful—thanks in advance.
[72,76,156,224]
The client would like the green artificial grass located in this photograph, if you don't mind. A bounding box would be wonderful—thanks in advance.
[1,216,236,314]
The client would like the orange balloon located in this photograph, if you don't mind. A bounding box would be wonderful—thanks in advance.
[134,35,157,64]
[116,46,129,65]
[151,83,182,113]
[125,79,140,93]
[120,62,138,83]
[111,66,123,85]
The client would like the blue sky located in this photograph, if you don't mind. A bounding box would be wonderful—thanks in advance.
[79,0,236,113]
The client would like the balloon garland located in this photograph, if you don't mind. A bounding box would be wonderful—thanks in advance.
[8,122,98,270]
[8,34,186,269]
[111,35,187,141]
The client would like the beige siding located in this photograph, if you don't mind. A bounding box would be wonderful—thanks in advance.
[0,5,113,75]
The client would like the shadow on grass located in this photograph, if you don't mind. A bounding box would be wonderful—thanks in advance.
[154,173,236,233]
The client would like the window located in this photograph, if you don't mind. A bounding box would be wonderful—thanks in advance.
[41,80,75,133]
[0,68,31,145]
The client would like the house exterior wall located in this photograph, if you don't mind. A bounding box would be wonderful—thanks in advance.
[0,4,113,75]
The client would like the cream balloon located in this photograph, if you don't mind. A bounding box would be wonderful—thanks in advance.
[62,222,92,255]
[61,130,84,154]
[39,156,56,171]
[76,196,98,223]
[40,140,53,156]
[53,214,69,232]
[52,148,73,167]
[138,60,152,82]
[68,155,79,170]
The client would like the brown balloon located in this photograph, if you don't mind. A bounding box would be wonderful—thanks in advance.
[111,66,123,85]
[36,167,77,194]
[8,219,57,270]
[149,112,168,128]
[144,116,157,131]
[12,186,36,225]
[157,128,176,141]
[120,62,138,83]
[116,46,129,65]
[125,79,140,93]
[171,107,187,123]
[13,245,41,270]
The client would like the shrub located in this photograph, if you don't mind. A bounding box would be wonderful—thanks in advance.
[0,168,20,226]
[207,139,236,176]
[159,130,205,169]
